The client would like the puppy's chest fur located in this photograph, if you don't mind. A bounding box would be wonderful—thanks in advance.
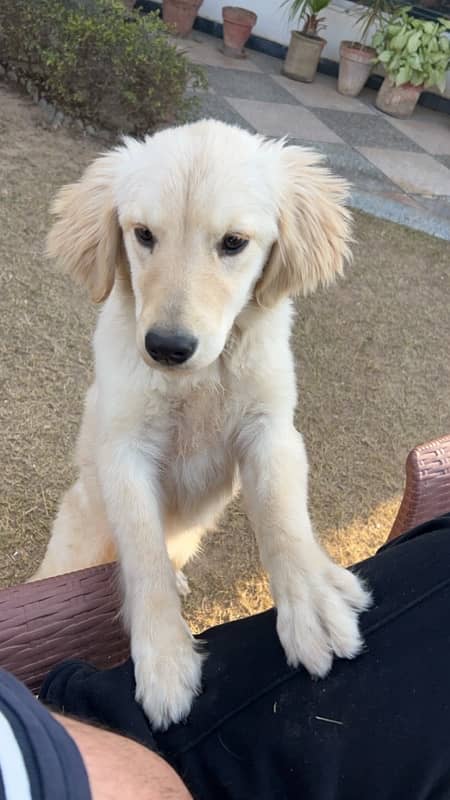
[142,379,236,488]
[168,384,228,459]
[148,383,237,516]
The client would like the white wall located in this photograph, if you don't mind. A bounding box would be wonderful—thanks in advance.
[203,0,290,44]
[202,0,381,57]
[200,0,449,97]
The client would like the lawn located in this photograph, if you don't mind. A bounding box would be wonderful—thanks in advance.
[1,83,449,632]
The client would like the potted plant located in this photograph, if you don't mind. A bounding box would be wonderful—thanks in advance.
[222,6,258,58]
[372,7,450,117]
[281,0,332,83]
[162,0,203,37]
[338,0,393,97]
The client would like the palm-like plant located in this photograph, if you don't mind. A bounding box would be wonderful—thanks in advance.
[350,0,394,49]
[281,0,332,37]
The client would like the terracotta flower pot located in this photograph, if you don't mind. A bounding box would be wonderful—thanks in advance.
[338,41,375,97]
[282,31,326,83]
[375,76,422,118]
[222,6,257,59]
[162,0,203,37]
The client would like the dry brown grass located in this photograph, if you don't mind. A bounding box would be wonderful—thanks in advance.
[1,83,449,632]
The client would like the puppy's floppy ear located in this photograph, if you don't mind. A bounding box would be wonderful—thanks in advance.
[46,152,125,303]
[255,146,352,308]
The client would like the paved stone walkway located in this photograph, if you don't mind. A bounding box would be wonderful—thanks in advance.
[184,31,450,239]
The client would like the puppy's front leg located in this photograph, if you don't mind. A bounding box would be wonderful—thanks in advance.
[239,421,371,678]
[98,440,203,731]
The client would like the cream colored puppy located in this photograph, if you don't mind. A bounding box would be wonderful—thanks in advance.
[33,120,371,730]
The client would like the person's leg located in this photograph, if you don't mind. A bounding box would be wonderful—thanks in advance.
[0,668,191,800]
[55,714,191,800]
[0,668,91,800]
[41,515,450,800]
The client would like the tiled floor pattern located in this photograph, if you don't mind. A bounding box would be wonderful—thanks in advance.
[181,31,450,238]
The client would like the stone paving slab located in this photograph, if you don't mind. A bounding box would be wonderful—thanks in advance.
[185,31,450,239]
[226,98,344,142]
[386,112,450,156]
[192,90,257,132]
[204,66,299,104]
[290,140,401,195]
[272,72,376,114]
[312,108,426,151]
[357,148,450,196]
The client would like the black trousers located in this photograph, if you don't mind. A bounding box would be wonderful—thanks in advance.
[41,516,450,800]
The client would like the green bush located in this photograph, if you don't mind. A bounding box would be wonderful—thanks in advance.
[0,0,207,133]
[373,7,450,92]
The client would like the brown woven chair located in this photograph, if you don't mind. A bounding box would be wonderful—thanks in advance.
[1,434,450,693]
[387,433,450,541]
[0,563,128,694]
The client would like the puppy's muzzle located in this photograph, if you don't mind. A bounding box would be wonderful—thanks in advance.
[145,329,198,366]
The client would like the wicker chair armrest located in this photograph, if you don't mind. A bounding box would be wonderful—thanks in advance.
[388,434,450,541]
[0,563,128,694]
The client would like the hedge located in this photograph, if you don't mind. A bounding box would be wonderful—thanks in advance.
[0,0,207,134]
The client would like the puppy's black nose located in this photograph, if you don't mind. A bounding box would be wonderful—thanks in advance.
[145,329,198,366]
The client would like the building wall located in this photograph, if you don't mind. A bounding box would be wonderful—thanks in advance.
[203,0,373,61]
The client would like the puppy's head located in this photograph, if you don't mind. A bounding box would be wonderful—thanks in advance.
[47,120,351,372]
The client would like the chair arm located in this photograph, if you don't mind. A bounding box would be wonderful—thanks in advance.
[0,562,128,693]
[387,434,450,541]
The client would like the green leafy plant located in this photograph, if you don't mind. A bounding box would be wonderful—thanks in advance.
[347,0,394,50]
[0,0,207,133]
[281,0,332,36]
[372,6,450,91]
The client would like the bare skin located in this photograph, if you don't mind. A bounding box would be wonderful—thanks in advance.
[54,714,192,800]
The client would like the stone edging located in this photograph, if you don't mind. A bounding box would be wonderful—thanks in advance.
[0,64,115,142]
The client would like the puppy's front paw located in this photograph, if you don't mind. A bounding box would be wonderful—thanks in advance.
[133,624,204,731]
[276,557,371,678]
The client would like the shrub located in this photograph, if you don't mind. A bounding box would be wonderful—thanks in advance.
[0,0,207,133]
[373,7,450,92]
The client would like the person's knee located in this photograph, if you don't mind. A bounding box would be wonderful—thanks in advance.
[55,714,192,800]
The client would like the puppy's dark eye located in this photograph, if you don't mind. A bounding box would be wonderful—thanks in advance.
[221,234,248,256]
[135,227,155,248]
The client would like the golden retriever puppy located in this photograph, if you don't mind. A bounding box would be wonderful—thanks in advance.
[33,119,371,730]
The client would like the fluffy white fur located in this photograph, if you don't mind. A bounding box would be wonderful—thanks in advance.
[33,120,371,730]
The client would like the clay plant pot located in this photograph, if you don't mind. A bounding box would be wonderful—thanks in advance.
[222,6,257,58]
[282,31,326,83]
[162,0,203,37]
[338,41,375,97]
[375,76,422,118]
